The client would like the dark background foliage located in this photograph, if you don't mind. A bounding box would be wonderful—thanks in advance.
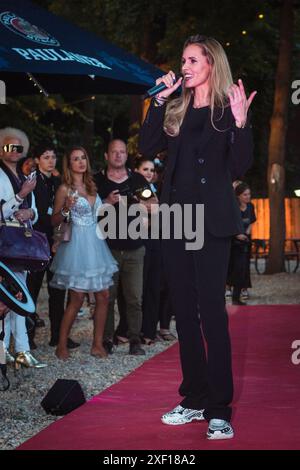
[1,0,299,194]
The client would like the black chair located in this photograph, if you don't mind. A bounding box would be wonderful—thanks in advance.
[251,239,269,274]
[284,239,300,273]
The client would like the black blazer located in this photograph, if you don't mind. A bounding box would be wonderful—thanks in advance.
[33,171,61,246]
[139,100,254,238]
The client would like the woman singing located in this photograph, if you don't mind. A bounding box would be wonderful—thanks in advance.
[139,35,256,440]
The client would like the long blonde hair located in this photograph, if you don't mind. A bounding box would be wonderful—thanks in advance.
[164,35,233,136]
[62,146,96,196]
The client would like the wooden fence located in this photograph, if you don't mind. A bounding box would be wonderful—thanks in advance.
[251,198,300,239]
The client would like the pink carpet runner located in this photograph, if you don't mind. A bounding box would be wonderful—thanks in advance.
[19,305,300,450]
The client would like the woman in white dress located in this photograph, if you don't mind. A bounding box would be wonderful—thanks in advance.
[51,146,118,360]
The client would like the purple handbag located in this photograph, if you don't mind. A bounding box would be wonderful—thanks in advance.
[0,205,50,272]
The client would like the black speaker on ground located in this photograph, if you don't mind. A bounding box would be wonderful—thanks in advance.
[41,379,86,416]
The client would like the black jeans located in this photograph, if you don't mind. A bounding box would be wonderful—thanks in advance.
[230,243,250,301]
[159,266,173,331]
[162,229,233,422]
[26,266,66,343]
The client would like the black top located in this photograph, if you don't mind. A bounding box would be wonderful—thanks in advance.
[172,106,209,201]
[94,170,150,251]
[139,99,254,238]
[33,170,61,247]
[240,202,256,234]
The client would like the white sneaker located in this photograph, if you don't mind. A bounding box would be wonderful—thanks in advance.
[161,405,205,425]
[241,289,249,300]
[225,289,232,298]
[206,419,234,440]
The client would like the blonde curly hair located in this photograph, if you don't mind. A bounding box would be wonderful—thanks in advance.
[0,127,30,157]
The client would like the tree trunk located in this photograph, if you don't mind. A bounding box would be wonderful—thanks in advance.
[130,95,143,126]
[78,96,95,161]
[265,0,294,274]
[133,12,165,130]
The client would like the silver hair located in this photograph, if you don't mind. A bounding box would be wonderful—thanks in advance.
[0,127,30,157]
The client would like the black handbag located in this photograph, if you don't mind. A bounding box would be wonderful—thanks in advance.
[0,204,50,272]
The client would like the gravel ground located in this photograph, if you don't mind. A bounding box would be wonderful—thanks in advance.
[239,271,300,305]
[1,268,299,450]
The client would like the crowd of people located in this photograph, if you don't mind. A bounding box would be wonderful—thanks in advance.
[0,127,255,366]
[0,129,176,369]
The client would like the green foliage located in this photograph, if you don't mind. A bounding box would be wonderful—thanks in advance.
[2,0,299,194]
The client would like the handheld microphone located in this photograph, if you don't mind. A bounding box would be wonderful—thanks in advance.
[143,74,182,99]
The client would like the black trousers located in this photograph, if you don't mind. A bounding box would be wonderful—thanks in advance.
[141,242,161,340]
[159,264,173,331]
[26,266,66,343]
[162,229,233,422]
[228,243,250,301]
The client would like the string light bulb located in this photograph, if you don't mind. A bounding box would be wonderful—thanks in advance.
[258,13,264,19]
[242,30,247,35]
[26,73,49,97]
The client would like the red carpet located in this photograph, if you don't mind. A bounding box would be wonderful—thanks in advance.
[18,305,300,450]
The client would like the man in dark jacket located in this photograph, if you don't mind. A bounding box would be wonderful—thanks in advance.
[95,139,157,355]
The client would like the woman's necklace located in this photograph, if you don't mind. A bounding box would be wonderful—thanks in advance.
[193,101,210,109]
[72,184,86,196]
[73,183,85,190]
[193,94,210,108]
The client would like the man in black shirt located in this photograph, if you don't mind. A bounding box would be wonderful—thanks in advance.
[26,145,78,350]
[95,139,155,355]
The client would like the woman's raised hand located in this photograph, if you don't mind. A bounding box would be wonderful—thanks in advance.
[228,79,257,127]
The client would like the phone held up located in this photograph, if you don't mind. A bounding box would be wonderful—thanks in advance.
[27,170,36,181]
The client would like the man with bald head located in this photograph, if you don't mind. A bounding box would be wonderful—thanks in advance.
[95,139,154,356]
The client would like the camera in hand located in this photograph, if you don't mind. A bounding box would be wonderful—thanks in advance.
[119,185,153,203]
